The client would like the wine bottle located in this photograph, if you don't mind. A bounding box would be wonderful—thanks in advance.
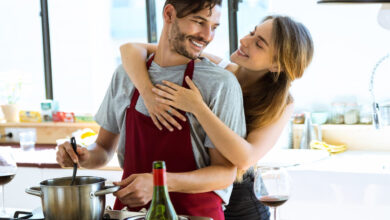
[146,161,178,220]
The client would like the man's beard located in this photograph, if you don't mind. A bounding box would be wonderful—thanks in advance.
[169,21,208,60]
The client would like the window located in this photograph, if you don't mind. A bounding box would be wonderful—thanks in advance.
[237,0,269,43]
[0,0,45,110]
[48,0,148,113]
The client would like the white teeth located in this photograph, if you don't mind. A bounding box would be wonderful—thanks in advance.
[191,40,203,48]
[238,49,248,57]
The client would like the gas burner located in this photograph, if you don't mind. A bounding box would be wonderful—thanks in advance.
[0,207,210,220]
[0,209,44,220]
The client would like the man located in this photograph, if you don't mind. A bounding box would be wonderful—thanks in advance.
[56,0,246,219]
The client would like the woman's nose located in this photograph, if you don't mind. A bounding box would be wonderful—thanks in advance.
[240,36,249,48]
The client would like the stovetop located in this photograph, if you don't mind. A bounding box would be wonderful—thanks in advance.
[0,207,211,220]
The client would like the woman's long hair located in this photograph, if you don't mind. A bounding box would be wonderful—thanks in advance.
[244,15,314,132]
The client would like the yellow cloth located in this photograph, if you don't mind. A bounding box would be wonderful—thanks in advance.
[310,140,347,154]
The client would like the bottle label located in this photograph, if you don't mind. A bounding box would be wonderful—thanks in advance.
[153,168,166,186]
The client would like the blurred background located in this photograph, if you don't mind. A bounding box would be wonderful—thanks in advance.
[1,0,389,115]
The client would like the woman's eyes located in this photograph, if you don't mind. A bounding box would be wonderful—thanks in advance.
[249,32,263,49]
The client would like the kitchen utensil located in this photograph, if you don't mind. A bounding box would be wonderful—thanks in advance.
[70,137,78,185]
[26,176,119,220]
[299,112,318,149]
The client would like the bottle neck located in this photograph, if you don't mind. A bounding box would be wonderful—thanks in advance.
[153,168,166,186]
[152,168,170,199]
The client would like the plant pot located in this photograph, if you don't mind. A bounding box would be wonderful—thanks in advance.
[0,104,20,122]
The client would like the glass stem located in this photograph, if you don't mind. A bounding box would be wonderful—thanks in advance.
[274,207,277,220]
[1,185,4,214]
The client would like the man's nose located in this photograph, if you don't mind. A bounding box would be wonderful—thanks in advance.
[199,25,213,42]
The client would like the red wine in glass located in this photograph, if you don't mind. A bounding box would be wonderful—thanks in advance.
[0,148,17,217]
[0,173,15,186]
[259,195,289,207]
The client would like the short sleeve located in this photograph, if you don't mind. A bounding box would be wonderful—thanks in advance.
[204,73,247,148]
[94,72,120,134]
[217,59,231,69]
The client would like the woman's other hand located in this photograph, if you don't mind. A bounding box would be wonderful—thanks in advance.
[153,76,205,115]
[143,87,186,132]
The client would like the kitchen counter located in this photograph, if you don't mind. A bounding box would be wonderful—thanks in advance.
[0,145,121,171]
[280,150,390,220]
[3,147,390,219]
[289,150,390,174]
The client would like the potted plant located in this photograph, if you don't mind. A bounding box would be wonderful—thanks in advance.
[0,74,22,122]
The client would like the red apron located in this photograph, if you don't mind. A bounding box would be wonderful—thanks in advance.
[113,56,224,220]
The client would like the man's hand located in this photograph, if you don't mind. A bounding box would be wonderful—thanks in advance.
[56,141,90,167]
[113,173,153,208]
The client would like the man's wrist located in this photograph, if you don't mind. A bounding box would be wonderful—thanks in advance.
[166,172,179,192]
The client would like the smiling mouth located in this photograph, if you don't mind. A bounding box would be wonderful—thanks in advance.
[190,39,205,50]
[237,47,249,57]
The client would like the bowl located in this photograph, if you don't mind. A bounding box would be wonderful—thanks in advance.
[311,112,328,124]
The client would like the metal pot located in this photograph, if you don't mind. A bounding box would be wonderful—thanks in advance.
[26,176,119,220]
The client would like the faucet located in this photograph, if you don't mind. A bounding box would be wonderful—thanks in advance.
[369,53,390,129]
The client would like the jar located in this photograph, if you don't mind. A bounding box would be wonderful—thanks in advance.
[293,113,305,124]
[359,104,372,124]
[344,102,360,124]
[330,102,345,124]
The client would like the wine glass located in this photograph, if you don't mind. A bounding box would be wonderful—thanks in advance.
[0,147,17,217]
[254,166,291,220]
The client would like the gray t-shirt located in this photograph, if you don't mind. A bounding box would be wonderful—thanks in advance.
[95,57,246,205]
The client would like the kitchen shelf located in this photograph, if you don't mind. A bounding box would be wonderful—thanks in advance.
[0,122,100,144]
[293,124,390,151]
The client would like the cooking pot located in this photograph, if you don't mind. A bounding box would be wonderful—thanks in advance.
[26,176,119,220]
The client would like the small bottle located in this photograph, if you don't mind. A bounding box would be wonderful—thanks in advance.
[146,161,178,220]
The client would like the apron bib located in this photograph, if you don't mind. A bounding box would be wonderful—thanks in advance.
[114,55,224,220]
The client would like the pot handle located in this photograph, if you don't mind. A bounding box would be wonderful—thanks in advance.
[25,186,42,197]
[92,185,120,197]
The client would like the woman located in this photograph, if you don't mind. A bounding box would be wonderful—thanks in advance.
[120,15,313,220]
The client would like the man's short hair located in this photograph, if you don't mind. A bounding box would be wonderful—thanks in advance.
[164,0,222,18]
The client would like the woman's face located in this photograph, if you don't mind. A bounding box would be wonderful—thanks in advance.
[231,19,276,72]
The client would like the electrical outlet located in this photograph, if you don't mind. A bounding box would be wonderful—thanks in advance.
[4,128,37,142]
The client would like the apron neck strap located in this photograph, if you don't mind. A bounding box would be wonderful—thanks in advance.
[130,55,194,108]
[181,59,194,89]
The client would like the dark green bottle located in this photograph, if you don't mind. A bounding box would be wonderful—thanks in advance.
[146,161,178,220]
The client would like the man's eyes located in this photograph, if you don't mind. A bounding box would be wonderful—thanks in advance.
[192,20,203,25]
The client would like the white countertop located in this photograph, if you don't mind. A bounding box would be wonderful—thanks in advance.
[258,149,390,174]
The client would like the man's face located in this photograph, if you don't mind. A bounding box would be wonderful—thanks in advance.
[168,5,221,59]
